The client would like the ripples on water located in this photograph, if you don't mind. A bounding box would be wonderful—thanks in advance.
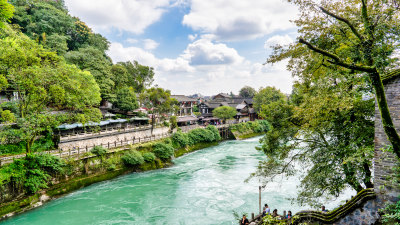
[1,137,353,225]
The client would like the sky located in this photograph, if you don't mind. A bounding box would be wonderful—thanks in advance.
[64,0,299,96]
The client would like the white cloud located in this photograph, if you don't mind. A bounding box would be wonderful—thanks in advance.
[126,38,138,44]
[264,35,294,49]
[65,0,171,34]
[143,39,159,50]
[182,39,244,65]
[182,0,298,41]
[188,34,198,41]
[106,40,293,95]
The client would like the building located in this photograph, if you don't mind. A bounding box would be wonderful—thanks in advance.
[171,95,198,116]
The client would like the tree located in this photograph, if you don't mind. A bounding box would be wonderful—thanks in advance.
[253,86,286,114]
[0,0,14,27]
[140,87,178,134]
[64,46,114,101]
[239,86,256,98]
[268,0,400,158]
[113,87,138,113]
[212,106,236,123]
[116,61,154,93]
[254,73,374,205]
[0,25,101,153]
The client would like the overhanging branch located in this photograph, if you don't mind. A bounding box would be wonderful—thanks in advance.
[299,38,376,73]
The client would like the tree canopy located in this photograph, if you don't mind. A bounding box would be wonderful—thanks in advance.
[239,86,256,98]
[0,0,14,27]
[213,106,236,123]
[0,25,101,153]
[253,86,286,114]
[268,0,400,158]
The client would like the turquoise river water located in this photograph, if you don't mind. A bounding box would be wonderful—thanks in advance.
[0,137,352,225]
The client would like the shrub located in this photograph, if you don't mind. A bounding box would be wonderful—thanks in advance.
[231,120,270,134]
[91,146,108,156]
[142,152,156,162]
[381,198,400,224]
[121,150,144,167]
[171,131,189,148]
[187,125,220,145]
[152,143,174,160]
[0,154,65,194]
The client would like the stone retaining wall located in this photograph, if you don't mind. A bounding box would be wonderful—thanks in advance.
[59,127,170,150]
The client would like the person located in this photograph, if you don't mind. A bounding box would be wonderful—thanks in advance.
[283,210,286,219]
[286,211,292,219]
[240,215,249,225]
[262,204,270,216]
[272,209,278,218]
[322,205,328,213]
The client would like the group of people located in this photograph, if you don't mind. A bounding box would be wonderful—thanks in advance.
[262,204,293,220]
[239,204,329,225]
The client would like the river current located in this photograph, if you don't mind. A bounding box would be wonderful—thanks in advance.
[1,137,352,225]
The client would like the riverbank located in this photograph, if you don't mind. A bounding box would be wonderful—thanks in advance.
[0,125,243,220]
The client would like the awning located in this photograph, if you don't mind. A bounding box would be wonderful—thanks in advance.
[202,117,220,121]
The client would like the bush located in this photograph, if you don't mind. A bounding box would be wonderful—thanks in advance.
[91,146,108,156]
[171,131,189,148]
[152,143,174,161]
[231,120,270,134]
[187,125,220,144]
[142,152,156,162]
[381,198,400,224]
[121,150,144,167]
[0,154,65,194]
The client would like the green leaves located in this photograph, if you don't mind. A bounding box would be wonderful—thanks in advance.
[0,0,14,27]
[212,106,236,122]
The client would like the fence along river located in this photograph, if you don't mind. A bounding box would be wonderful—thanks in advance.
[0,136,352,225]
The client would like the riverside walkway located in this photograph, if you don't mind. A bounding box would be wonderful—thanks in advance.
[0,124,230,166]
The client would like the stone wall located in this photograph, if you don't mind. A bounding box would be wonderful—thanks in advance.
[333,198,381,225]
[374,76,400,202]
[59,127,170,150]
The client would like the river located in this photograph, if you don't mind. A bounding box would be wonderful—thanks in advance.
[0,137,352,225]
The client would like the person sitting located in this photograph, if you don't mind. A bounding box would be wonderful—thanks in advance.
[321,205,328,213]
[286,211,292,219]
[272,209,278,218]
[240,214,249,225]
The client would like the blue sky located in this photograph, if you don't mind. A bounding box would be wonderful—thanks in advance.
[65,0,299,95]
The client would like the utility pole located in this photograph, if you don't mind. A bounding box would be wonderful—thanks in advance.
[259,186,261,215]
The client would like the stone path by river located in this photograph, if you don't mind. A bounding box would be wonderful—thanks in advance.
[0,137,353,225]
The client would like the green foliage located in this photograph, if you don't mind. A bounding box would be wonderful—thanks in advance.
[152,143,174,161]
[113,61,154,93]
[262,214,286,225]
[0,154,65,194]
[1,109,16,123]
[231,120,270,134]
[142,152,156,163]
[239,86,256,98]
[121,150,144,167]
[171,131,189,148]
[212,106,237,122]
[169,115,177,131]
[186,125,221,145]
[90,146,108,157]
[253,86,286,114]
[381,198,400,224]
[0,0,14,27]
[113,87,138,112]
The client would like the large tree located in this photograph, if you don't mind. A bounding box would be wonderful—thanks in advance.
[239,86,256,98]
[213,106,237,123]
[268,0,400,158]
[140,87,178,134]
[253,86,286,114]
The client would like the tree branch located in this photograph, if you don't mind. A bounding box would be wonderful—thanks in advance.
[299,38,376,73]
[319,7,364,42]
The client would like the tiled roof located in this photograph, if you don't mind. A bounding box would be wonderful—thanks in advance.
[171,95,197,102]
[382,69,400,83]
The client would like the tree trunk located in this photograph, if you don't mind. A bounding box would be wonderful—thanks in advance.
[362,161,373,188]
